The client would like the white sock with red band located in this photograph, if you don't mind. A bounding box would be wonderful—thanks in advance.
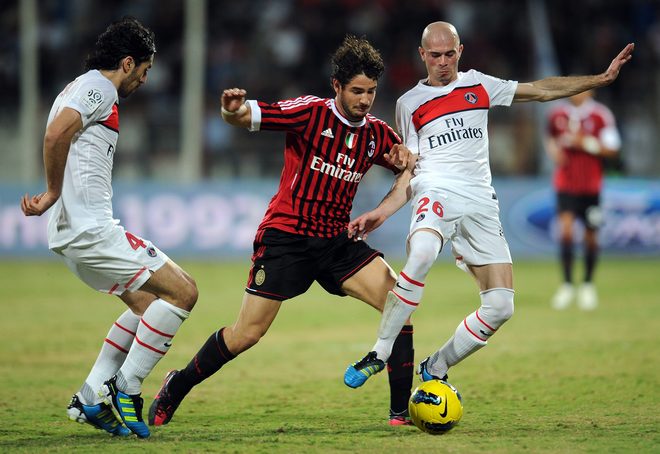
[80,309,140,405]
[117,299,190,395]
[372,230,441,362]
[427,288,514,378]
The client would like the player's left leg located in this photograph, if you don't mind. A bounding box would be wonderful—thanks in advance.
[340,256,416,425]
[77,309,142,407]
[578,226,599,310]
[424,263,514,380]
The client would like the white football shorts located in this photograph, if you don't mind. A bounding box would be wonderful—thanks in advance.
[53,224,169,296]
[407,186,512,269]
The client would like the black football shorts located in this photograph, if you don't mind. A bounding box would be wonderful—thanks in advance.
[245,228,383,301]
[557,192,602,229]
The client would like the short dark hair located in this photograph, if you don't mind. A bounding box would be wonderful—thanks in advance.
[84,17,156,71]
[330,35,384,85]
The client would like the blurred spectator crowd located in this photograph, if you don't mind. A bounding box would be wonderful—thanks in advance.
[1,0,658,181]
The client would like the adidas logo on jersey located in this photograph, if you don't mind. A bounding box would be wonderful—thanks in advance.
[321,128,334,138]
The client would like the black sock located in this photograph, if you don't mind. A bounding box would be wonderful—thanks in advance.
[584,246,598,283]
[387,325,414,416]
[560,241,573,283]
[169,327,236,399]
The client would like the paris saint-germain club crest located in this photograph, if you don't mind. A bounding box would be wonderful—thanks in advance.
[464,92,478,104]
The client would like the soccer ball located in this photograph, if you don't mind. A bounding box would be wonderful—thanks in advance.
[408,379,463,434]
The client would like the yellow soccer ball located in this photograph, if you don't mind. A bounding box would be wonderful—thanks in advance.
[408,379,463,434]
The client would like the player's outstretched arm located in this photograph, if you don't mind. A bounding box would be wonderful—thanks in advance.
[514,43,634,103]
[220,88,252,128]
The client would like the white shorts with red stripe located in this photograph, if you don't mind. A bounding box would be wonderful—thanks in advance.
[54,224,168,296]
[407,184,512,268]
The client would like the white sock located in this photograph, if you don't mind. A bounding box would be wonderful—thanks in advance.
[80,310,140,405]
[373,291,418,361]
[427,288,514,378]
[372,230,441,362]
[116,299,189,395]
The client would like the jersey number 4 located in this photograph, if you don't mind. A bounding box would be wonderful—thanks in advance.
[416,197,444,218]
[125,232,146,250]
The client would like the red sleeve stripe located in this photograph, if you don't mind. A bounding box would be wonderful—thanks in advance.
[104,338,129,354]
[400,271,425,287]
[140,318,175,338]
[134,335,167,355]
[108,283,120,294]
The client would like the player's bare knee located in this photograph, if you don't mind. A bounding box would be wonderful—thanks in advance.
[479,288,514,329]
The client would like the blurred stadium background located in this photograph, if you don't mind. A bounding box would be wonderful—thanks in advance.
[1,0,658,261]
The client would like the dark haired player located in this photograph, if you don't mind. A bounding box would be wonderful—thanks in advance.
[21,17,198,438]
[149,35,416,427]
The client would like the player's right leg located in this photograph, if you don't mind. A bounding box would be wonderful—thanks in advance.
[67,308,140,435]
[552,205,576,309]
[344,229,442,388]
[148,292,282,426]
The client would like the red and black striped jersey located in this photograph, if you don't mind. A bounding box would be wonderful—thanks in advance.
[247,96,401,237]
[547,98,621,195]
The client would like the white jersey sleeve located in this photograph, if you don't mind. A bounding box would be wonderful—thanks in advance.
[63,76,116,127]
[471,70,518,107]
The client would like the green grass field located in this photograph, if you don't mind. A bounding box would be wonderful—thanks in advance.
[0,258,658,453]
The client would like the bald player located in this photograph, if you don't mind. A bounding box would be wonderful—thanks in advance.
[344,21,634,390]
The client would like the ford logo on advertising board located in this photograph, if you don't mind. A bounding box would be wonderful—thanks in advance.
[505,180,660,256]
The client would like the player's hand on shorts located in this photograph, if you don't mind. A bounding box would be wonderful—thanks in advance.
[347,210,387,241]
[384,144,412,171]
[21,191,58,216]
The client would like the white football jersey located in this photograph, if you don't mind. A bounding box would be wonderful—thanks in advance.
[396,70,518,193]
[47,70,120,248]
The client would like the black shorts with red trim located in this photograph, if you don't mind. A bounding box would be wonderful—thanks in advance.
[245,228,383,301]
[557,192,602,229]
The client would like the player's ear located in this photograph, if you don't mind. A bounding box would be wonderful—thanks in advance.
[121,56,135,74]
[331,78,342,96]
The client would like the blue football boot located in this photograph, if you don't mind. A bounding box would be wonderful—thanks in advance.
[344,351,385,388]
[417,357,448,382]
[67,393,130,436]
[100,375,150,438]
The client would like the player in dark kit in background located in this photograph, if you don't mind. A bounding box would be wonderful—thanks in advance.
[149,35,416,427]
[546,90,621,311]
